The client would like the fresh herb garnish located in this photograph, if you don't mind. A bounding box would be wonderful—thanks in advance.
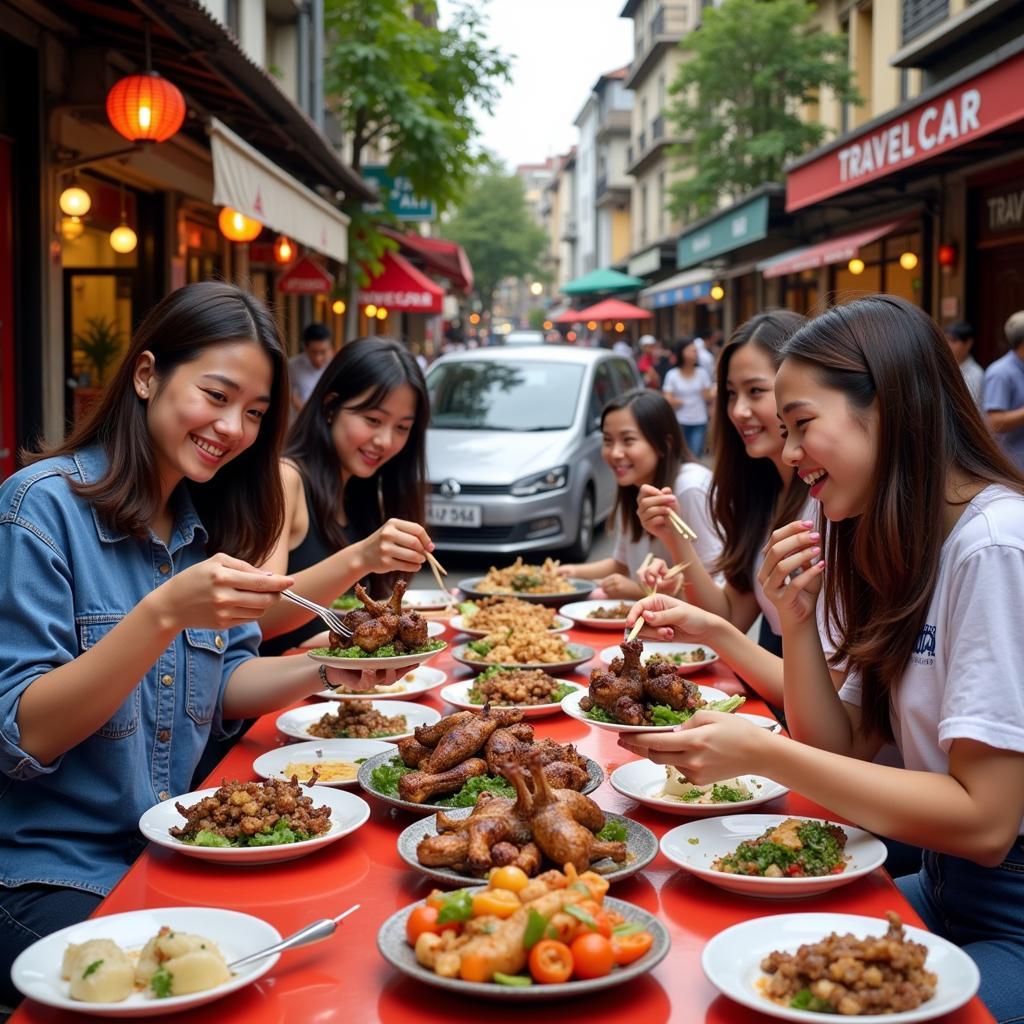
[494,972,533,987]
[584,705,617,723]
[309,639,444,659]
[370,756,514,805]
[436,888,474,925]
[150,966,173,999]
[82,960,104,979]
[595,819,628,843]
[522,909,548,950]
[791,988,836,1012]
[565,904,598,931]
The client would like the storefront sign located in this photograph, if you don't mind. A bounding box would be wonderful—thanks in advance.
[978,179,1024,243]
[277,256,334,294]
[676,195,769,268]
[628,245,663,277]
[787,49,1024,211]
[363,166,436,221]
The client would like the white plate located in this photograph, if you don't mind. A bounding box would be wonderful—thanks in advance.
[559,599,635,629]
[11,906,281,1017]
[598,641,719,674]
[439,678,587,718]
[300,620,446,649]
[660,814,888,898]
[275,700,440,743]
[736,712,783,733]
[252,738,394,787]
[448,613,572,638]
[307,640,447,673]
[311,665,447,702]
[451,641,595,674]
[402,589,456,611]
[702,913,980,1023]
[610,760,788,816]
[138,786,370,865]
[560,684,731,733]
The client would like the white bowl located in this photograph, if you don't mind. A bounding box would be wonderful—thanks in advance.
[275,700,440,743]
[560,684,730,733]
[598,641,719,674]
[11,906,281,1017]
[138,785,370,865]
[448,613,572,638]
[311,665,446,702]
[610,759,788,816]
[439,678,586,718]
[402,589,456,611]
[252,738,394,787]
[306,640,447,673]
[702,913,979,1023]
[301,620,445,649]
[558,599,634,629]
[660,814,888,898]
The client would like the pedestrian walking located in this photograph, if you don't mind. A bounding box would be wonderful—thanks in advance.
[289,322,334,414]
[982,311,1024,470]
[662,338,713,455]
[944,320,983,405]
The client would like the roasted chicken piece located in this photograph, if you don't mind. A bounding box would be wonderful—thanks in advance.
[644,663,702,711]
[484,728,589,790]
[398,757,488,804]
[328,579,432,654]
[418,706,522,774]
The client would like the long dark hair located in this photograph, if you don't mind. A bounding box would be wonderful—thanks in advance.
[26,282,288,563]
[602,388,690,543]
[285,337,427,554]
[709,310,809,591]
[781,295,1024,740]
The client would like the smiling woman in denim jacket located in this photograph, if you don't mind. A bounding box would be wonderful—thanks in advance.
[0,282,352,1005]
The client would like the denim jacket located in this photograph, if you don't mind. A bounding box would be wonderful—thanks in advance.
[0,446,260,895]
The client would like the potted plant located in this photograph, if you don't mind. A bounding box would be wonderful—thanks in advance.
[74,315,126,387]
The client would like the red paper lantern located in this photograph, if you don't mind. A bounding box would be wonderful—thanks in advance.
[937,243,958,268]
[106,72,186,143]
[218,208,262,243]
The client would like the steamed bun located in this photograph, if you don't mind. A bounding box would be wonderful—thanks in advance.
[136,925,230,997]
[62,938,134,1003]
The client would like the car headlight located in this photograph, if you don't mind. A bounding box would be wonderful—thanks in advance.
[510,465,568,497]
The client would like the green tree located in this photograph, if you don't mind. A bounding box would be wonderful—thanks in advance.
[322,0,511,334]
[443,168,549,319]
[668,0,860,218]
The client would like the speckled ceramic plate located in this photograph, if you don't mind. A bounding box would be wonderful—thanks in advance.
[456,576,597,607]
[357,749,604,815]
[560,685,734,733]
[438,678,586,719]
[378,893,670,999]
[449,612,573,639]
[450,642,595,675]
[396,807,657,887]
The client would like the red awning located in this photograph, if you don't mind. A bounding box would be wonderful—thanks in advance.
[760,218,910,279]
[358,251,445,314]
[575,298,652,321]
[276,256,335,294]
[378,227,473,293]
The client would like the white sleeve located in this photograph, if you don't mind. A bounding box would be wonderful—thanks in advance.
[611,520,628,568]
[937,543,1024,755]
[675,476,721,573]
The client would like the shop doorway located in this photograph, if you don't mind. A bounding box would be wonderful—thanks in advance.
[0,138,14,478]
[974,244,1024,368]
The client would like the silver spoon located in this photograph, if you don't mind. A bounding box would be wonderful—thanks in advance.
[227,905,360,971]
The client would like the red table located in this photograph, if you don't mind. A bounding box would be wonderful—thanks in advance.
[12,625,994,1023]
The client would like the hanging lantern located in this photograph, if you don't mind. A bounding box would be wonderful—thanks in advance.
[273,235,295,264]
[586,320,598,331]
[710,283,725,301]
[60,216,85,241]
[376,307,388,320]
[106,72,186,143]
[938,243,958,268]
[332,299,346,315]
[847,258,865,275]
[218,207,262,242]
[59,185,91,217]
[364,304,378,318]
[899,251,919,271]
[109,181,137,254]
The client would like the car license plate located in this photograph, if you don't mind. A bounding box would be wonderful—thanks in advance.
[426,501,482,528]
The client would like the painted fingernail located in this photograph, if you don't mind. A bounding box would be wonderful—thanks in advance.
[810,546,821,556]
[802,520,814,526]
[808,532,820,540]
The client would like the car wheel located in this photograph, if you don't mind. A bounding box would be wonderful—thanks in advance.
[564,487,595,562]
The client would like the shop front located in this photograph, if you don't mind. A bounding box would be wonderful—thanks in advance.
[356,251,445,347]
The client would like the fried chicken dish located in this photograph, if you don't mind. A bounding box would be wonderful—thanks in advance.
[328,579,429,653]
[580,639,705,725]
[394,706,590,804]
[416,749,627,877]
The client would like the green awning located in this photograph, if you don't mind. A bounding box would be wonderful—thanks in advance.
[562,267,646,295]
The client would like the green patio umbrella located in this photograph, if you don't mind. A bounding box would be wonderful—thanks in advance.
[562,267,646,295]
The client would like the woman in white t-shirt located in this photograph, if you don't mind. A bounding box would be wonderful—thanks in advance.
[662,338,713,456]
[633,312,811,707]
[558,389,720,598]
[622,296,1024,1022]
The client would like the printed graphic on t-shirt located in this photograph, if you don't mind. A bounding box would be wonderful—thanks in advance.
[912,623,936,665]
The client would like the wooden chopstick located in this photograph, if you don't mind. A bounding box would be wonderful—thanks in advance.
[663,560,691,581]
[636,552,655,596]
[423,552,455,609]
[667,509,698,541]
[626,616,646,642]
[425,552,447,576]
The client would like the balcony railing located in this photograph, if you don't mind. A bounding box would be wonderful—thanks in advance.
[650,5,666,37]
[651,114,664,141]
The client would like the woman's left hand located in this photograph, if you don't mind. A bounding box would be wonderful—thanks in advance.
[599,573,634,598]
[320,667,405,692]
[756,520,824,627]
[617,711,770,784]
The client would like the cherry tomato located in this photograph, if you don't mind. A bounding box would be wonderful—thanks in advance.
[459,952,491,983]
[404,904,461,945]
[570,933,614,980]
[488,865,530,892]
[471,888,520,919]
[576,900,613,939]
[611,930,654,965]
[528,940,574,984]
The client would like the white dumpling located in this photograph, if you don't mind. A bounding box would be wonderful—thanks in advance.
[135,927,220,984]
[61,939,122,981]
[159,949,231,996]
[66,942,134,1003]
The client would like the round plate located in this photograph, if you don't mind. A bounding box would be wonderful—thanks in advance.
[138,786,370,865]
[598,641,719,675]
[378,893,669,999]
[311,665,447,702]
[275,700,441,743]
[11,906,281,1017]
[300,620,445,649]
[357,749,604,814]
[560,684,731,733]
[736,712,783,733]
[702,913,980,1023]
[402,589,457,611]
[558,599,634,629]
[456,576,597,607]
[439,678,586,719]
[252,738,394,788]
[448,613,573,639]
[660,814,888,899]
[396,807,657,886]
[610,760,789,817]
[307,640,447,673]
[450,641,595,674]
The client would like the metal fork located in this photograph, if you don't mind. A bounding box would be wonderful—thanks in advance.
[280,590,354,640]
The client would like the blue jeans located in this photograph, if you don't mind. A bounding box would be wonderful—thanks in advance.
[897,841,1024,1023]
[0,884,103,1008]
[681,422,707,457]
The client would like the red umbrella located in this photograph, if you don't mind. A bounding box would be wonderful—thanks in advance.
[575,297,652,320]
[552,308,583,324]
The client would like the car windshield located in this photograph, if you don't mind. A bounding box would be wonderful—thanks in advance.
[427,360,584,431]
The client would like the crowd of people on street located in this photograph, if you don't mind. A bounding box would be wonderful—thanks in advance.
[0,280,1023,1020]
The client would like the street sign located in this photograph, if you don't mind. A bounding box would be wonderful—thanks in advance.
[362,166,436,221]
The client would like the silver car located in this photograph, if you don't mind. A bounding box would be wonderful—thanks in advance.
[424,346,642,559]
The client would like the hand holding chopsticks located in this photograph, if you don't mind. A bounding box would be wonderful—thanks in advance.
[423,550,457,610]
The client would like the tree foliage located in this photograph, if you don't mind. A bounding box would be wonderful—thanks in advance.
[443,168,549,316]
[668,0,860,218]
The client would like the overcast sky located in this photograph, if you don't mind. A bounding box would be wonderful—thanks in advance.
[437,0,632,169]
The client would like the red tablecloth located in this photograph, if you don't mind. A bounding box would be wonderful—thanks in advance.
[11,625,994,1023]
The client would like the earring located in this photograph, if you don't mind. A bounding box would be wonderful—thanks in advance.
[137,386,148,398]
